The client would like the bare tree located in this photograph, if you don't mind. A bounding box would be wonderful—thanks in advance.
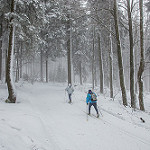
[92,25,95,89]
[113,0,127,106]
[109,21,113,99]
[126,0,136,108]
[66,13,72,85]
[138,0,145,111]
[98,34,104,94]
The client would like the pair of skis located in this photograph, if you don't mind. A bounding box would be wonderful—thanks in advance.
[86,103,103,121]
[84,110,101,121]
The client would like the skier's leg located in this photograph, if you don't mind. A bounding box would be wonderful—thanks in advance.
[69,94,71,102]
[93,103,99,114]
[88,103,92,115]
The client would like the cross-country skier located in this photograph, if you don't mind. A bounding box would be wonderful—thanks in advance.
[65,83,74,103]
[86,90,99,118]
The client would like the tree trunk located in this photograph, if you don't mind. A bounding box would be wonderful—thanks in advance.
[15,53,19,82]
[95,65,97,86]
[79,60,82,85]
[113,0,127,106]
[138,0,145,111]
[109,23,113,99]
[5,48,7,83]
[15,46,20,82]
[46,51,48,83]
[6,0,16,103]
[134,20,139,94]
[98,34,103,94]
[0,13,3,81]
[20,42,23,79]
[127,0,136,108]
[134,46,138,93]
[40,49,43,82]
[92,26,95,89]
[67,13,71,85]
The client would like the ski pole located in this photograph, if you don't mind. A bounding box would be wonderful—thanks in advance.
[64,91,67,103]
[86,103,89,121]
[97,105,103,117]
[72,93,76,102]
[64,91,66,103]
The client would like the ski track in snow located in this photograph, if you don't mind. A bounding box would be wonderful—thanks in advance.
[1,83,150,150]
[82,105,150,146]
[23,84,150,150]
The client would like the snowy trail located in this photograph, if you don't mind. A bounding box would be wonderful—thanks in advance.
[20,83,150,150]
[1,83,150,150]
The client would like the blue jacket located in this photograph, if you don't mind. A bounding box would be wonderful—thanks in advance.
[86,92,97,104]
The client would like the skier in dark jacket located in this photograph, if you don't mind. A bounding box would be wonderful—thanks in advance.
[86,90,99,118]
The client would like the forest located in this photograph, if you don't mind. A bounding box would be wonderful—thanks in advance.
[0,0,150,111]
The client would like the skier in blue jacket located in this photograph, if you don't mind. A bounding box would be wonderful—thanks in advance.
[86,90,99,118]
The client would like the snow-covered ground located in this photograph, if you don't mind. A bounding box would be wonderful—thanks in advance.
[0,82,150,150]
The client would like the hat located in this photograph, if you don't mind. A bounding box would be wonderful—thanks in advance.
[88,90,92,94]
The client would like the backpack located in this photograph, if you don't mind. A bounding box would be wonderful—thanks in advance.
[91,93,97,101]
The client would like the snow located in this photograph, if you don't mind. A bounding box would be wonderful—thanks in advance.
[0,82,150,150]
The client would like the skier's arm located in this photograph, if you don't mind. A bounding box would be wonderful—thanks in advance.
[93,92,97,97]
[65,87,68,91]
[86,94,90,104]
[72,87,74,93]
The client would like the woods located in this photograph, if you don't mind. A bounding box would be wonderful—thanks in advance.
[0,0,150,111]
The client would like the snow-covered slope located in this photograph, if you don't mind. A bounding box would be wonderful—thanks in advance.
[0,82,150,150]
